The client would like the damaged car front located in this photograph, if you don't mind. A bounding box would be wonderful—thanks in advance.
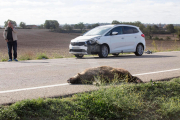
[69,26,113,58]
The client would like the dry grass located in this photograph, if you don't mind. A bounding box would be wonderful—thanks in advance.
[146,39,180,52]
[152,33,177,40]
[0,29,180,61]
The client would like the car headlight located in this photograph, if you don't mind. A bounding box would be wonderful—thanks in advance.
[87,37,101,45]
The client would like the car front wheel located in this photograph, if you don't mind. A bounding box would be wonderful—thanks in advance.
[135,44,144,56]
[98,45,109,58]
[75,54,84,58]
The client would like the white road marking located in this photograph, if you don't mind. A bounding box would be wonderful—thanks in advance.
[0,68,180,94]
[0,83,69,94]
[133,68,180,76]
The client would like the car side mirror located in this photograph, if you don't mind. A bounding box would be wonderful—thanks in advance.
[112,31,118,35]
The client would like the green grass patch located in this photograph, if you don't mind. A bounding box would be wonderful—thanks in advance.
[19,52,34,61]
[36,53,49,59]
[0,78,180,120]
[52,53,64,58]
[1,58,8,62]
[0,55,8,62]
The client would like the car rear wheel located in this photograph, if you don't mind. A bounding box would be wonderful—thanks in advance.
[135,44,144,56]
[75,54,84,58]
[98,45,109,58]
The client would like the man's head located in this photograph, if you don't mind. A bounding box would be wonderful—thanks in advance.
[8,21,12,27]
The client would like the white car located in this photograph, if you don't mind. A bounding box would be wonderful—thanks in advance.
[69,24,146,58]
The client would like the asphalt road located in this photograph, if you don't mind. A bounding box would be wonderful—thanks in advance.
[0,51,180,105]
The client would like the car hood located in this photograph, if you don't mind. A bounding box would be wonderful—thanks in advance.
[71,35,101,42]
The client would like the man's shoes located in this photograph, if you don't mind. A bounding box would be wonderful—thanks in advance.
[13,59,18,62]
[8,59,12,62]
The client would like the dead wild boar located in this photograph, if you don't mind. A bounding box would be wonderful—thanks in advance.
[67,66,143,84]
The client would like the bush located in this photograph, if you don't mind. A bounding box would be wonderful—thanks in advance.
[152,30,171,34]
[152,36,164,40]
[153,36,159,40]
[166,36,171,40]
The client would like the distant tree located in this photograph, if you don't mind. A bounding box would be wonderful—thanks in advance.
[63,24,73,32]
[54,21,59,29]
[152,25,159,29]
[175,26,180,40]
[133,21,142,27]
[4,19,17,27]
[74,24,78,29]
[152,25,159,33]
[74,22,85,32]
[144,25,153,39]
[87,25,92,29]
[38,24,44,29]
[112,20,120,24]
[44,20,59,29]
[20,22,26,29]
[91,23,100,28]
[166,24,175,33]
[111,21,146,32]
[136,23,145,32]
[177,30,180,40]
[44,20,50,29]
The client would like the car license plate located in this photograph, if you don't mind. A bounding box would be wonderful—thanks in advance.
[72,47,80,49]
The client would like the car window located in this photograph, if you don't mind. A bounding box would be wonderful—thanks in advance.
[105,30,112,36]
[105,26,123,36]
[132,27,139,33]
[83,26,112,36]
[112,27,123,35]
[123,26,134,34]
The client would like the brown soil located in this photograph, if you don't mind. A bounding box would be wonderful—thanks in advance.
[0,29,180,59]
[0,29,81,58]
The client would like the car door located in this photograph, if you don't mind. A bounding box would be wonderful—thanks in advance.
[109,26,126,53]
[122,26,137,52]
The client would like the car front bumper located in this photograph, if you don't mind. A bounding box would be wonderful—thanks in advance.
[69,44,88,55]
[69,44,100,55]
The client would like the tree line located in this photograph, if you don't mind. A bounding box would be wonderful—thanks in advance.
[44,21,100,33]
[112,20,180,40]
[3,19,100,33]
[2,19,180,40]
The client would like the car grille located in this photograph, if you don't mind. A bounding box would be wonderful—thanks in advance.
[71,42,85,46]
[70,49,87,52]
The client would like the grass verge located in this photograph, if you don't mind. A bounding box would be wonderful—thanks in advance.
[19,52,34,60]
[36,53,49,59]
[0,78,180,120]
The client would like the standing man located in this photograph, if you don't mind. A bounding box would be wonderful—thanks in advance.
[3,21,18,62]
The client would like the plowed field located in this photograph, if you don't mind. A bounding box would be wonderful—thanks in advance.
[0,29,180,58]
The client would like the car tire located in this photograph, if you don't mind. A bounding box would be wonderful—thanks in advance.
[75,54,84,58]
[112,53,119,56]
[135,44,144,56]
[98,45,109,58]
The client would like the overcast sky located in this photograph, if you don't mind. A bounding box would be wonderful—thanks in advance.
[0,0,180,26]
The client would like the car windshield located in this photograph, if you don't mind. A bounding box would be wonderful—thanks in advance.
[83,26,112,36]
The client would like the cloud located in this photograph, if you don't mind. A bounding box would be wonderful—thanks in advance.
[0,0,64,8]
[0,0,180,25]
